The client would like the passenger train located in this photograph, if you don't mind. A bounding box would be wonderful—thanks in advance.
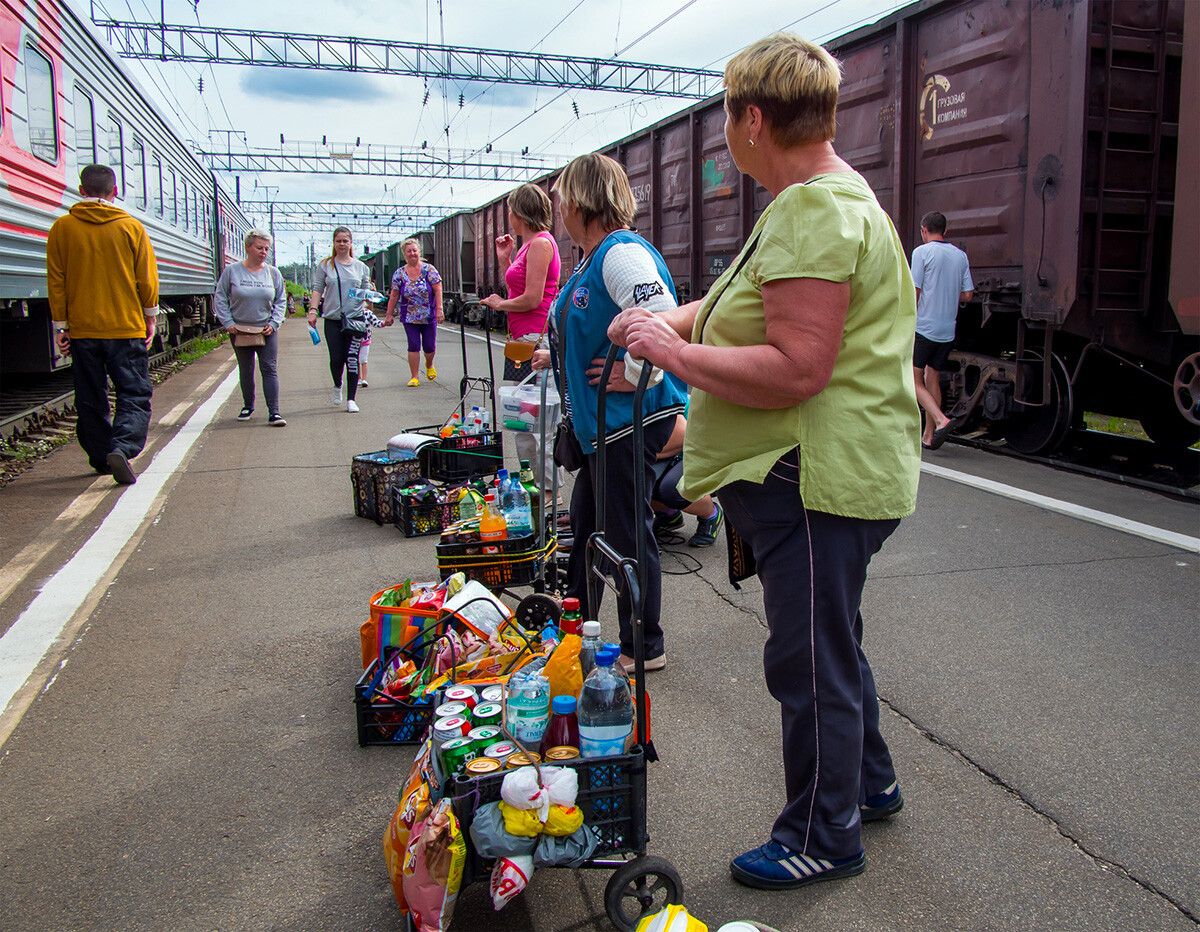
[0,0,251,375]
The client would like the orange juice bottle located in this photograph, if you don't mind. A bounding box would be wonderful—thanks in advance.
[479,493,507,553]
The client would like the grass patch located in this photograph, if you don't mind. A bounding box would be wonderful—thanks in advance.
[177,333,227,364]
[1082,412,1149,441]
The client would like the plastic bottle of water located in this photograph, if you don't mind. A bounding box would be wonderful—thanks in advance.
[498,469,533,536]
[577,647,633,758]
[579,621,603,679]
[506,669,551,745]
[307,324,321,345]
[347,286,386,304]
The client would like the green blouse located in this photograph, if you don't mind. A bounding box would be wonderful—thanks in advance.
[680,172,921,520]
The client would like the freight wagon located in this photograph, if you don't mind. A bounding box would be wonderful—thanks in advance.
[0,0,253,375]
[434,0,1196,453]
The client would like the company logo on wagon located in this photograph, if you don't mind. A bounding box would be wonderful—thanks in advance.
[919,74,968,140]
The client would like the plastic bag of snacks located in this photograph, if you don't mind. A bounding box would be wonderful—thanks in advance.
[384,741,435,911]
[402,797,467,932]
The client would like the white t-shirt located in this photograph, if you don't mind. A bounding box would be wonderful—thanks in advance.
[911,240,972,342]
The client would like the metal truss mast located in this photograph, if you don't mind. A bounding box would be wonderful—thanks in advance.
[237,201,462,223]
[93,15,724,99]
[202,140,567,180]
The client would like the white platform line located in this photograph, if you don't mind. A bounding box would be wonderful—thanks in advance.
[920,461,1200,553]
[0,367,240,746]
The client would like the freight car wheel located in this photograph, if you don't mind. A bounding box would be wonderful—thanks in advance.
[1003,354,1073,455]
[604,856,683,932]
[1139,351,1200,449]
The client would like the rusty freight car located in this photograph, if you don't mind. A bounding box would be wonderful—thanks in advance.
[430,0,1195,452]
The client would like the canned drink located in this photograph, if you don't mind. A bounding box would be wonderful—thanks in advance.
[479,685,504,704]
[433,716,471,747]
[465,757,503,777]
[544,746,580,762]
[471,701,503,728]
[434,701,468,719]
[483,741,518,761]
[505,751,541,769]
[438,737,476,777]
[443,685,478,710]
[467,726,502,753]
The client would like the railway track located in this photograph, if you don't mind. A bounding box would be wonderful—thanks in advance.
[953,426,1200,502]
[0,330,226,487]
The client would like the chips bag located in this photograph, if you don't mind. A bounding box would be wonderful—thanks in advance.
[402,797,467,932]
[490,854,534,911]
[383,741,434,912]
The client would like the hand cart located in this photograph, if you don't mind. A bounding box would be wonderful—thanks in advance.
[404,345,682,931]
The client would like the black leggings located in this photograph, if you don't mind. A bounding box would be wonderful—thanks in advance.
[323,318,362,400]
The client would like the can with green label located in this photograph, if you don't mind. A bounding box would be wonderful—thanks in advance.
[471,701,503,728]
[467,725,502,754]
[438,736,476,777]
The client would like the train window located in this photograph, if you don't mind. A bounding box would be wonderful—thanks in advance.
[168,168,177,224]
[129,135,146,209]
[73,86,96,167]
[150,152,163,217]
[181,178,189,231]
[21,44,58,163]
[107,114,125,199]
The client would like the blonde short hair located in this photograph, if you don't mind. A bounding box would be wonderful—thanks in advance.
[507,183,553,233]
[552,153,635,232]
[244,228,271,249]
[724,32,842,148]
[402,237,421,255]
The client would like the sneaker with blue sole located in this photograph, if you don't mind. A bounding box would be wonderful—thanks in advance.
[731,840,865,890]
[687,503,723,547]
[861,781,904,822]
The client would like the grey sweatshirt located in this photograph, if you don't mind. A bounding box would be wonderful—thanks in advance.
[214,262,287,329]
[312,257,369,320]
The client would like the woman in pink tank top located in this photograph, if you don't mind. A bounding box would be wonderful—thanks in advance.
[481,183,563,493]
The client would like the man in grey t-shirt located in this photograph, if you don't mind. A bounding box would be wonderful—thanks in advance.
[911,211,973,449]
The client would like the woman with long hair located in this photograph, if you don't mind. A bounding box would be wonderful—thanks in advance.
[481,183,562,492]
[383,238,443,386]
[307,226,371,412]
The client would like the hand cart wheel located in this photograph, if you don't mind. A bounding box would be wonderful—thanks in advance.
[604,856,684,932]
[514,592,561,630]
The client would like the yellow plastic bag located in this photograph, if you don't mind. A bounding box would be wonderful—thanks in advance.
[542,804,584,837]
[543,635,583,700]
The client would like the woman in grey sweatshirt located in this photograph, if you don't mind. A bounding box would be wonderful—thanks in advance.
[215,228,288,425]
[306,226,371,412]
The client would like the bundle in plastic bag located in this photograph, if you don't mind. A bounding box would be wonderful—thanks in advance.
[532,824,598,868]
[490,854,534,911]
[468,802,537,859]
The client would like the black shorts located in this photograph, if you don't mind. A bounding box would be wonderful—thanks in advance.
[914,333,953,370]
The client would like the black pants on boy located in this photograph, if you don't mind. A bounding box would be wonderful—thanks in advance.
[71,337,152,471]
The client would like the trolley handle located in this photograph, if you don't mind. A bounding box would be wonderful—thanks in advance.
[591,342,654,755]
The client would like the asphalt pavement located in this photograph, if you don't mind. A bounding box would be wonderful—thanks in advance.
[0,319,1196,932]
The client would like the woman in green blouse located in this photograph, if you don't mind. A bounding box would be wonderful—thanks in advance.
[610,31,921,893]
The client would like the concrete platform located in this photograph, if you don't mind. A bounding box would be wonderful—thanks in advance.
[1,320,1196,932]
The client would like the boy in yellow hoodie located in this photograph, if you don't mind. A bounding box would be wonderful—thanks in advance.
[47,164,159,485]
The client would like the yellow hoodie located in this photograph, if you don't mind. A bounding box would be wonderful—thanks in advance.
[46,199,159,340]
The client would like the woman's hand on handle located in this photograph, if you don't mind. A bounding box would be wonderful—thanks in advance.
[586,356,632,391]
[531,348,552,371]
[618,312,688,373]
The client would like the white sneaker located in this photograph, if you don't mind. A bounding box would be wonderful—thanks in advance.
[347,399,360,413]
[331,387,343,406]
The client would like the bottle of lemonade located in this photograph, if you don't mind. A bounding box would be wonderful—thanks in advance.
[479,493,508,553]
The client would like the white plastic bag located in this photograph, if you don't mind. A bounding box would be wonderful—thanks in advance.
[500,766,551,822]
[442,580,511,637]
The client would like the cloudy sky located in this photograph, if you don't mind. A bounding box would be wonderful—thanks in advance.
[75,0,906,265]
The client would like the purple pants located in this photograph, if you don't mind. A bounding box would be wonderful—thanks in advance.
[403,320,437,353]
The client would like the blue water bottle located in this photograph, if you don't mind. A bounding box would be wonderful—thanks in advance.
[307,324,321,345]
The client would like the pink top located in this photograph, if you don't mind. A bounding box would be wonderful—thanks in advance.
[504,231,561,340]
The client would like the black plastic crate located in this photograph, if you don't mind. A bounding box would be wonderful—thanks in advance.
[446,747,646,886]
[435,532,556,588]
[391,486,461,537]
[351,452,422,525]
[409,426,504,482]
[354,656,435,746]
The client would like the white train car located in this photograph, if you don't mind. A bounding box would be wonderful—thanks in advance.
[0,0,250,373]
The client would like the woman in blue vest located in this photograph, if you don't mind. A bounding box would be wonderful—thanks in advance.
[538,153,687,673]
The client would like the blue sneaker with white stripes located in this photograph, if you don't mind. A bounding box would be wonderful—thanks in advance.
[731,841,865,890]
[861,781,904,822]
